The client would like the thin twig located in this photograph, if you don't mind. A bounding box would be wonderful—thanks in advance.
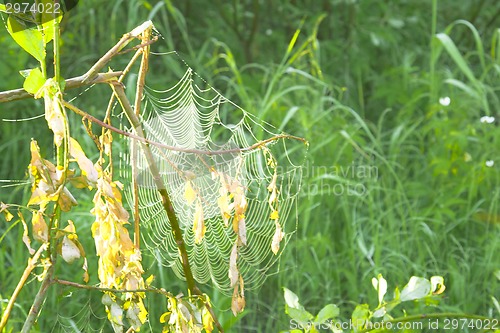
[53,278,172,297]
[22,15,69,332]
[116,36,158,56]
[21,263,54,333]
[132,24,151,250]
[82,21,154,84]
[0,71,123,103]
[0,244,47,331]
[63,99,307,155]
[204,301,225,333]
[53,278,224,332]
[110,81,201,293]
[110,81,229,332]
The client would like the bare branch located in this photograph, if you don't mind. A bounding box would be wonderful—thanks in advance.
[0,244,47,331]
[53,278,172,297]
[21,263,54,333]
[81,21,154,84]
[0,71,123,103]
[63,99,307,156]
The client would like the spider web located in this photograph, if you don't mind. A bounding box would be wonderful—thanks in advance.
[118,53,307,295]
[47,287,107,333]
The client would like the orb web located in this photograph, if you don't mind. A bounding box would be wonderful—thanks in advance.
[119,57,306,295]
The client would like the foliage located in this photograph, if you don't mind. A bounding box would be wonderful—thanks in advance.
[0,2,307,332]
[0,8,216,333]
[282,275,447,333]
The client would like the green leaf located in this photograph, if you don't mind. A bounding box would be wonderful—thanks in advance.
[23,68,45,95]
[372,306,386,318]
[444,78,478,98]
[19,69,32,78]
[6,15,45,62]
[0,4,38,23]
[41,0,63,44]
[286,28,301,55]
[286,306,314,327]
[491,296,500,315]
[315,304,339,323]
[435,33,478,87]
[351,304,371,332]
[384,298,401,313]
[446,20,485,71]
[284,288,314,328]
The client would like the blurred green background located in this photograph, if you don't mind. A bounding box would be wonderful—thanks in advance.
[1,0,499,332]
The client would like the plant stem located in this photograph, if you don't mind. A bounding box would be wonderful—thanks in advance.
[111,81,230,332]
[20,264,54,333]
[53,4,61,84]
[63,100,307,155]
[82,20,154,84]
[132,25,151,249]
[0,244,46,331]
[53,278,172,297]
[21,13,67,333]
[54,278,224,332]
[110,81,201,296]
[0,71,123,103]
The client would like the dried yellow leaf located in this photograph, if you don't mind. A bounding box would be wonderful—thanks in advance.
[217,186,233,227]
[83,257,89,283]
[45,94,65,147]
[63,219,77,233]
[19,211,35,255]
[60,235,81,263]
[232,214,247,245]
[58,188,78,212]
[32,210,48,243]
[238,215,247,246]
[27,140,59,208]
[70,137,98,184]
[184,181,196,205]
[92,165,148,333]
[229,242,238,287]
[202,306,214,332]
[268,172,279,207]
[271,221,284,255]
[145,274,155,286]
[267,172,277,193]
[193,201,205,244]
[231,277,246,316]
[0,202,14,222]
[126,301,148,330]
[159,311,171,324]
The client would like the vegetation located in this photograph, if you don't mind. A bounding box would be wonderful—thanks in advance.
[1,0,499,332]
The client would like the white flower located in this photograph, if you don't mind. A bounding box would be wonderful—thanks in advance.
[486,160,494,167]
[439,97,451,106]
[480,116,495,124]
